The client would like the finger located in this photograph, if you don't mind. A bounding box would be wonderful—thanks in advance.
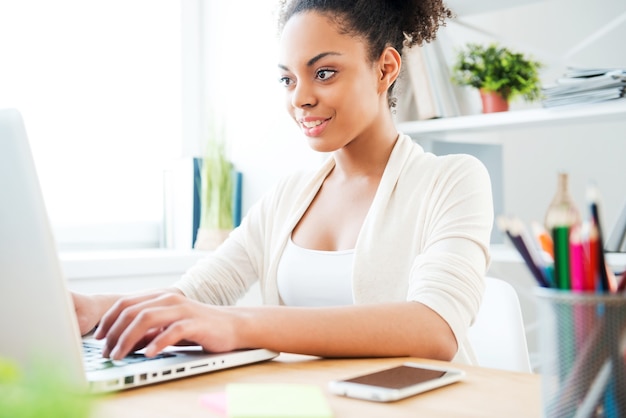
[72,293,98,335]
[94,293,159,340]
[130,328,163,352]
[144,322,191,358]
[140,328,162,345]
[145,315,237,357]
[103,328,162,359]
[100,296,174,357]
[108,300,190,360]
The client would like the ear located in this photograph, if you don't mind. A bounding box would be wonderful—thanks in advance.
[377,46,401,94]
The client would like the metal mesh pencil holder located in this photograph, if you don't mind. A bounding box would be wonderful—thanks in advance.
[535,288,626,418]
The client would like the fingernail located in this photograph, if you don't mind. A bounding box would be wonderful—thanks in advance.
[110,347,120,359]
[145,344,156,358]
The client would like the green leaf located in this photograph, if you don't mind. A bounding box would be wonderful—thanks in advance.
[199,132,234,231]
[0,358,94,418]
[450,42,544,103]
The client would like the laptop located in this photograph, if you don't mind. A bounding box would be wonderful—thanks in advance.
[0,108,278,393]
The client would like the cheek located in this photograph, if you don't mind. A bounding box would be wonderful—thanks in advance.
[346,68,379,101]
[342,81,379,119]
[284,93,296,119]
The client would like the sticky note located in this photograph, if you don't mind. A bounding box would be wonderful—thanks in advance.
[199,391,228,416]
[226,383,333,418]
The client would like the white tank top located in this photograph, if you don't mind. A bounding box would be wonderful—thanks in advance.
[276,237,354,306]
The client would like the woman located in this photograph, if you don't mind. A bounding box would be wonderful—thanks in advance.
[74,0,493,365]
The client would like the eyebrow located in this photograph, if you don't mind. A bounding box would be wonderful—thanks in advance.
[278,51,342,71]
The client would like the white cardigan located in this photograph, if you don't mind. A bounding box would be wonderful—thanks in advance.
[174,134,494,364]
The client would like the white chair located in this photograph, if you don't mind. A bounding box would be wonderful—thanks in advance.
[467,276,532,373]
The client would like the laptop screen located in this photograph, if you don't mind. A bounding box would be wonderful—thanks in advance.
[0,108,87,387]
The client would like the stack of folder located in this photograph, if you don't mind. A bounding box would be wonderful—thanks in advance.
[541,68,626,108]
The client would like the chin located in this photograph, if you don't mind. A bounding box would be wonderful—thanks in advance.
[306,138,341,154]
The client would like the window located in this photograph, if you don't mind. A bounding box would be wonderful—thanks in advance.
[0,1,182,250]
[1,0,320,252]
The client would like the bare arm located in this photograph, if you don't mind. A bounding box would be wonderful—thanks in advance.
[236,302,457,360]
[94,294,457,361]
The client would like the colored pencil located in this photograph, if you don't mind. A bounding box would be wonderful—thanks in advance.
[569,224,586,292]
[497,216,551,288]
[552,223,572,290]
[573,359,613,418]
[617,270,626,292]
[587,183,615,292]
[532,220,554,260]
[584,222,600,291]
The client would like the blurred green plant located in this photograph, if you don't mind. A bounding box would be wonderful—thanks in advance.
[450,43,544,103]
[0,357,94,418]
[198,134,234,232]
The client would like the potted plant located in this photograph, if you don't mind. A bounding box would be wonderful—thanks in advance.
[194,136,236,251]
[450,43,544,113]
[0,358,93,417]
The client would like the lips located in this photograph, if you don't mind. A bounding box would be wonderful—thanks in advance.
[299,117,330,137]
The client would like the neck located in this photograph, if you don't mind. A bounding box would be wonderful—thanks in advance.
[332,113,399,179]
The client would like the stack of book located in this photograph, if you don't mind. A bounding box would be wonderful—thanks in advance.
[541,67,626,108]
[398,39,464,121]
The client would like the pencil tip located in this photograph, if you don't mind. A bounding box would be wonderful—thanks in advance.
[586,181,600,203]
[508,217,525,235]
[496,215,510,232]
[530,220,544,232]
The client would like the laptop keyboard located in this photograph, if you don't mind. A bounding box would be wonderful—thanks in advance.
[82,340,176,372]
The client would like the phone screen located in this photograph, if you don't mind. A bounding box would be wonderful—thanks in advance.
[342,365,446,389]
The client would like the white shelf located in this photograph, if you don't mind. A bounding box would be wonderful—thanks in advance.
[61,248,207,279]
[396,99,626,142]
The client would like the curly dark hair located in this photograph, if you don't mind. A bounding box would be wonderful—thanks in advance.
[277,0,453,107]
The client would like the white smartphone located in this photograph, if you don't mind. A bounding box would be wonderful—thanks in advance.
[328,362,466,402]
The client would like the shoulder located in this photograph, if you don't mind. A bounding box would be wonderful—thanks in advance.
[437,152,490,181]
[396,134,490,184]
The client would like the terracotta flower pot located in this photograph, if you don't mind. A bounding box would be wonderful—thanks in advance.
[479,89,509,113]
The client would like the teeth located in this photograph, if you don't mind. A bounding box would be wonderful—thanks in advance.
[302,120,324,128]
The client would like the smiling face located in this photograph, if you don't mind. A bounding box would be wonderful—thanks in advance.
[278,11,392,153]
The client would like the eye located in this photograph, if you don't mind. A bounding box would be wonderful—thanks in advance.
[278,76,294,88]
[316,69,336,81]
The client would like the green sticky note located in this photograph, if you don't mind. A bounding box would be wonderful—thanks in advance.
[226,383,333,418]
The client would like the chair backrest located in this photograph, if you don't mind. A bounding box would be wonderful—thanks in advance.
[467,276,532,373]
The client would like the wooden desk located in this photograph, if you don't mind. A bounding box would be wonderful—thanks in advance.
[93,354,541,417]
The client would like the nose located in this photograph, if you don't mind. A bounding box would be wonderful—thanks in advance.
[290,80,316,108]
